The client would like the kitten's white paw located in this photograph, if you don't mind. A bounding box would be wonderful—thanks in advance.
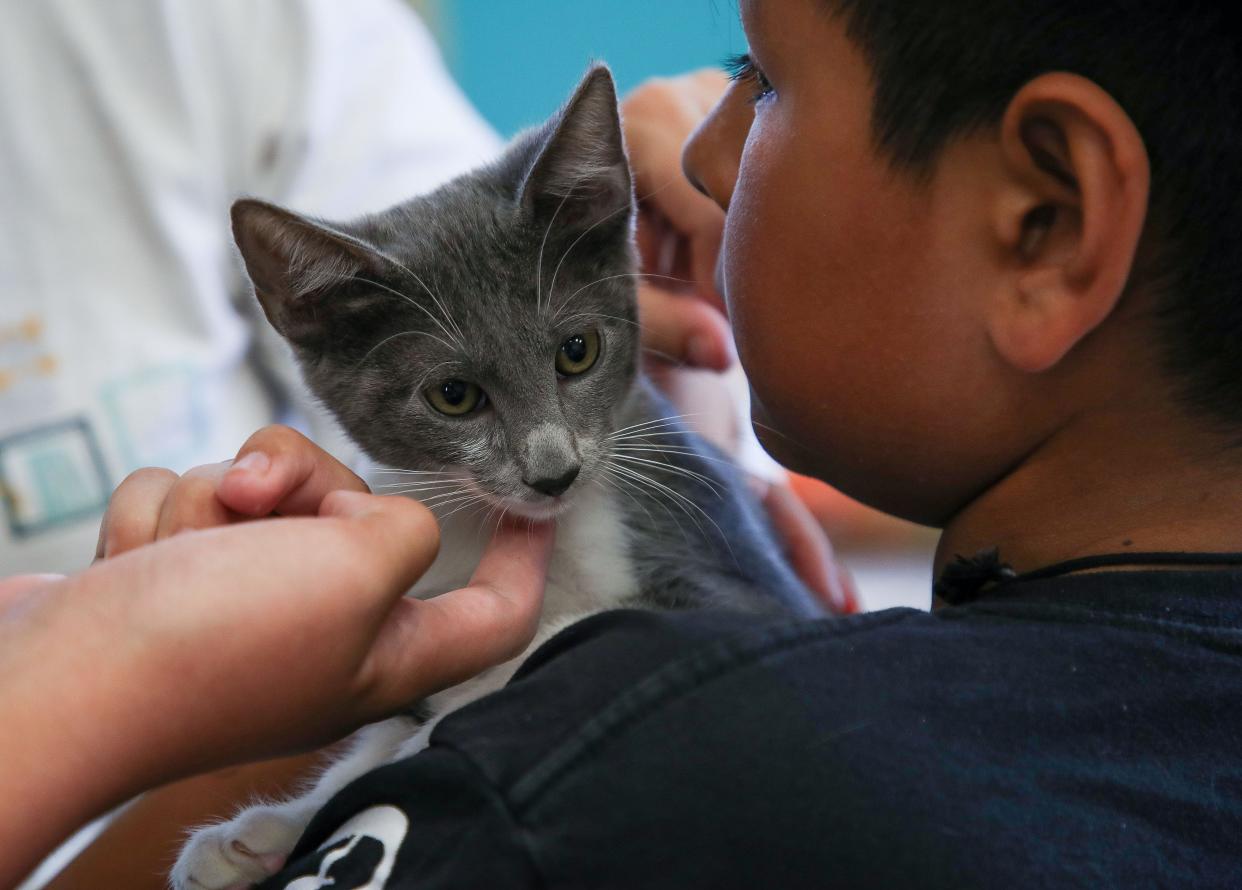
[171,805,307,890]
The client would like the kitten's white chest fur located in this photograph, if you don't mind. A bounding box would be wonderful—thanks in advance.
[413,483,639,619]
[171,486,638,890]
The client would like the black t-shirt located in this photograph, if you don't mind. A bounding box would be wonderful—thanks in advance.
[259,570,1242,889]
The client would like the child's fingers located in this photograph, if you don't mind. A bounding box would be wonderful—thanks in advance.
[643,185,725,315]
[638,281,736,370]
[153,462,237,540]
[757,478,861,616]
[220,425,369,517]
[317,490,443,605]
[363,518,556,709]
[96,467,180,559]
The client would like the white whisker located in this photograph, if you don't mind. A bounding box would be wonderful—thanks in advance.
[558,311,642,331]
[602,463,692,545]
[597,468,658,528]
[536,186,578,314]
[541,175,679,315]
[544,185,649,316]
[607,431,697,445]
[610,453,724,497]
[438,492,492,521]
[551,272,693,320]
[374,479,464,491]
[417,486,475,507]
[353,329,451,370]
[371,468,453,475]
[370,254,467,346]
[750,419,821,457]
[607,413,701,439]
[350,275,463,352]
[609,461,736,567]
[611,443,737,469]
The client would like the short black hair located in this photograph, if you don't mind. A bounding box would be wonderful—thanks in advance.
[825,1,1242,428]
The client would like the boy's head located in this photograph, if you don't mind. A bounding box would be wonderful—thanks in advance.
[684,0,1240,527]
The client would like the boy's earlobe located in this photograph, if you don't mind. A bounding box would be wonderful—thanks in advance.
[987,73,1150,374]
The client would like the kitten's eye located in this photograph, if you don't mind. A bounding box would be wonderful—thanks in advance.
[556,330,601,376]
[426,379,485,416]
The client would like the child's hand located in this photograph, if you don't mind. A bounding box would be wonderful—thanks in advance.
[0,428,554,880]
[753,478,860,615]
[75,489,554,777]
[95,425,370,559]
[76,426,555,773]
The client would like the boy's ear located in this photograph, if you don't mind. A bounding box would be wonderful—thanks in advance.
[519,65,633,231]
[986,72,1150,373]
[231,199,387,346]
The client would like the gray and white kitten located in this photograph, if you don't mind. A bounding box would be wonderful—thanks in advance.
[173,67,819,890]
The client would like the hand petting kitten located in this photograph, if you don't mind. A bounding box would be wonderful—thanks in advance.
[0,432,553,888]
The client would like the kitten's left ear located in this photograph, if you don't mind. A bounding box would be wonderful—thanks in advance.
[519,65,633,231]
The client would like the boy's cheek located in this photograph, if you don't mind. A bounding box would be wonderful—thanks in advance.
[721,128,985,520]
[724,127,873,411]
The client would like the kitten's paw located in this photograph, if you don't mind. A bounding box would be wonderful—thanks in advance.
[171,805,307,890]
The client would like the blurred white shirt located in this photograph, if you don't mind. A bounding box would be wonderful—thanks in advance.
[0,0,500,575]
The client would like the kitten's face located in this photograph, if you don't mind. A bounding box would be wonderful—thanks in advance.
[233,68,639,519]
[309,220,640,521]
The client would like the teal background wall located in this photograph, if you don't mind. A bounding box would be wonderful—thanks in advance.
[427,1,746,136]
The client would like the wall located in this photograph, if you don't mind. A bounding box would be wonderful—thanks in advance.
[423,0,746,135]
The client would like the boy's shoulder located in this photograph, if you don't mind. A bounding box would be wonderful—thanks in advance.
[445,567,1242,759]
[268,571,1242,889]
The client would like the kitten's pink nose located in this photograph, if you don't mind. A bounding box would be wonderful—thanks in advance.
[525,467,579,497]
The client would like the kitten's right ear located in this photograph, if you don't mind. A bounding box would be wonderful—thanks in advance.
[231,199,385,344]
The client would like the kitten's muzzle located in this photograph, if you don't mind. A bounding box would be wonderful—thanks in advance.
[524,466,580,498]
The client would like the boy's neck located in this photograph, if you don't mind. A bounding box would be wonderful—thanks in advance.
[935,402,1242,584]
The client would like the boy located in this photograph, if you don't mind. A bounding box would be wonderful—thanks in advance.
[253,1,1238,885]
[10,0,1239,886]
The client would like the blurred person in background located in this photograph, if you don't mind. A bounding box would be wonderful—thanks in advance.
[2,0,497,884]
[0,0,499,578]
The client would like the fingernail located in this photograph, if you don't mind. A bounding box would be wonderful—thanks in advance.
[231,451,270,476]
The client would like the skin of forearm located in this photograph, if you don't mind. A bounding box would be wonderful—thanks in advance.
[0,590,151,887]
[0,570,245,886]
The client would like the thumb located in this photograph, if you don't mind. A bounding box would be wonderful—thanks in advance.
[318,490,442,615]
[639,281,735,371]
[363,518,556,709]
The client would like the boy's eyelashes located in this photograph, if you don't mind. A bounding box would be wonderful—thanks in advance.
[722,52,775,104]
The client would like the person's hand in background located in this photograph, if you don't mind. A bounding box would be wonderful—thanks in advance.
[624,69,736,371]
[1,427,554,888]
